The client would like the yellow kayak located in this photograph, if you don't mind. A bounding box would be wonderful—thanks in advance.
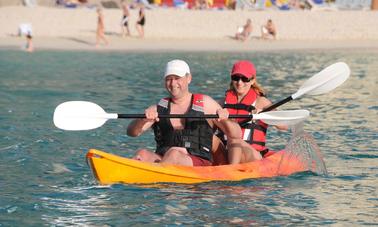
[86,149,308,184]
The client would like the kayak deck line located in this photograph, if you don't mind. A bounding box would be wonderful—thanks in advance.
[86,149,308,185]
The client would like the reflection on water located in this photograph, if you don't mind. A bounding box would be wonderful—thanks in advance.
[0,50,377,225]
[41,190,112,225]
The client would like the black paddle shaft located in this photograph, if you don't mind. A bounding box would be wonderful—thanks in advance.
[117,114,256,119]
[261,96,293,113]
[116,96,297,119]
[116,96,293,119]
[229,96,293,125]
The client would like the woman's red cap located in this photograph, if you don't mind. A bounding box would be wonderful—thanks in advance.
[231,60,256,79]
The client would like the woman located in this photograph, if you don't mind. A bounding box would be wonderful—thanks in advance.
[96,7,109,47]
[136,4,145,38]
[218,60,288,164]
[121,0,130,37]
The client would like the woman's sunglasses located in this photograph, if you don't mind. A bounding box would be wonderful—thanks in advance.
[231,75,252,82]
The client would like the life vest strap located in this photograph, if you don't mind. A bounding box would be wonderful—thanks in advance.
[240,122,267,134]
[260,149,269,157]
[223,103,255,112]
[251,141,265,146]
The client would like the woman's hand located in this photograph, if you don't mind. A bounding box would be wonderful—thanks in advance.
[253,107,263,114]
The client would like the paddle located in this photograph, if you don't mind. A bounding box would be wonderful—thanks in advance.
[53,101,310,131]
[261,62,350,112]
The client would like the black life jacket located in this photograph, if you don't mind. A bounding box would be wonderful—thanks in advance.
[153,94,213,161]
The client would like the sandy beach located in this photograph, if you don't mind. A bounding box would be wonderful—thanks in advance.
[1,6,378,52]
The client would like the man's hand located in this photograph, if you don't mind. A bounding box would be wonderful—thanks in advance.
[216,108,229,121]
[144,105,159,122]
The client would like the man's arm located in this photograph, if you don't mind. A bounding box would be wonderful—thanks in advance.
[203,95,242,140]
[127,105,157,137]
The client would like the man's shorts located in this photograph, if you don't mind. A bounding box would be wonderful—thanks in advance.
[189,155,212,166]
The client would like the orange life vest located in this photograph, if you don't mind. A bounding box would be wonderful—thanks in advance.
[224,89,268,153]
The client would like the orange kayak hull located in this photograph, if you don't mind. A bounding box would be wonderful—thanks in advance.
[86,149,308,185]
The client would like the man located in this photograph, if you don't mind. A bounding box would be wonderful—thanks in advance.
[261,19,277,40]
[127,59,244,166]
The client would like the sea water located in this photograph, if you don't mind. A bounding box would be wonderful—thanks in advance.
[0,50,377,225]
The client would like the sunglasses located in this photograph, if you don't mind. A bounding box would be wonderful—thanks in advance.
[231,75,252,82]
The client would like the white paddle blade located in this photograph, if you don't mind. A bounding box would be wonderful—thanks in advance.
[254,110,310,126]
[292,62,350,99]
[53,101,115,131]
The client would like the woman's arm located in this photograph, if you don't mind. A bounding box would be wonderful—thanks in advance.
[256,96,288,131]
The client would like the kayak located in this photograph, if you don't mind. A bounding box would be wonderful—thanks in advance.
[86,149,308,184]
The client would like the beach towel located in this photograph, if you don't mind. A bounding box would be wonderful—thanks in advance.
[23,0,37,7]
[18,23,32,36]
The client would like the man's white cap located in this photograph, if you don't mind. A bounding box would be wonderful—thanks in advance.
[164,60,190,78]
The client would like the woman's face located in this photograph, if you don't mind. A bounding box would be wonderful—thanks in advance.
[231,74,255,96]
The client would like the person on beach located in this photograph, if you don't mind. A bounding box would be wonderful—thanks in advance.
[195,0,209,9]
[261,19,277,40]
[235,19,253,42]
[227,0,236,10]
[95,7,109,47]
[127,59,245,166]
[136,4,145,38]
[121,0,131,37]
[216,60,288,164]
[25,33,34,52]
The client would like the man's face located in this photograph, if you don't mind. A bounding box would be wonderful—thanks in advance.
[164,74,191,98]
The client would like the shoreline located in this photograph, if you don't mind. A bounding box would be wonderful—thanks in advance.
[2,36,378,52]
[1,6,378,52]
